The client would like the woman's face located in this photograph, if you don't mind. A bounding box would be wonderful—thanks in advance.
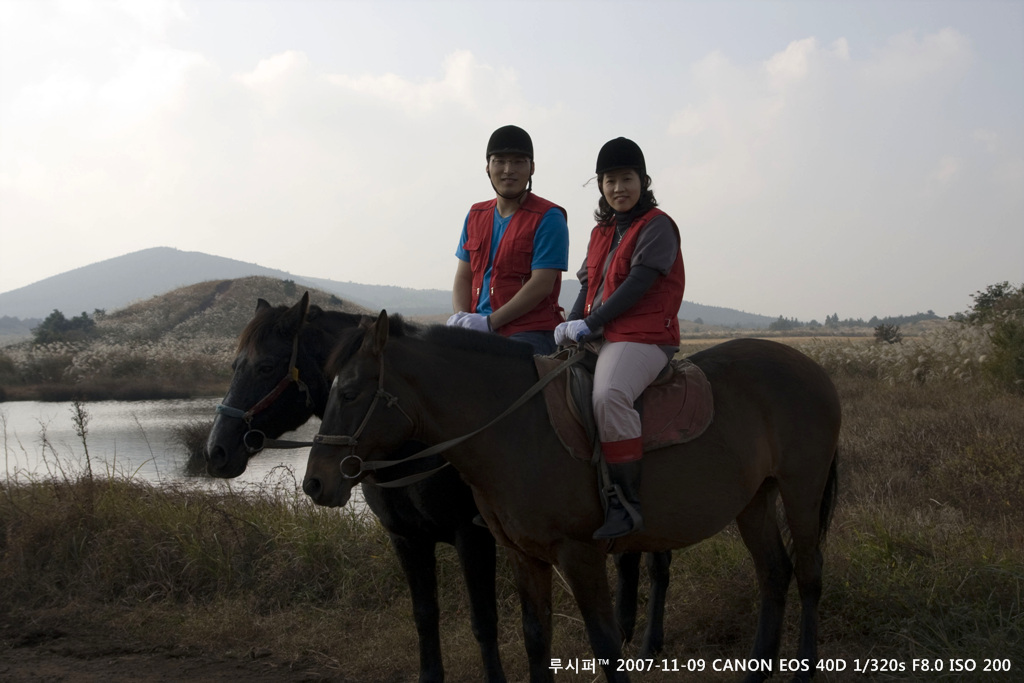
[601,168,642,213]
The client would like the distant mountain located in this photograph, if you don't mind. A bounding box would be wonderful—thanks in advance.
[0,246,773,330]
[556,280,773,329]
[0,247,452,320]
[0,248,293,319]
[301,276,452,317]
[0,316,40,347]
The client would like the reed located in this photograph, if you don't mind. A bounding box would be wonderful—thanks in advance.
[1,370,1022,681]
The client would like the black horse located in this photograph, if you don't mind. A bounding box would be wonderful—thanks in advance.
[206,294,504,683]
[206,295,673,678]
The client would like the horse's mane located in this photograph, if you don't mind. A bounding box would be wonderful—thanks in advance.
[420,324,535,360]
[325,314,534,377]
[237,303,363,355]
[237,304,290,354]
[326,313,420,376]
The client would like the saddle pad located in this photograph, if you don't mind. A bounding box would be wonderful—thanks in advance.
[537,354,715,462]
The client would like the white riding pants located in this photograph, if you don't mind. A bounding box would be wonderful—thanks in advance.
[592,341,670,451]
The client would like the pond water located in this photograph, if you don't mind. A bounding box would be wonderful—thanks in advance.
[0,398,323,495]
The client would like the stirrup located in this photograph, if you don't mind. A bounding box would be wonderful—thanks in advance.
[593,496,643,540]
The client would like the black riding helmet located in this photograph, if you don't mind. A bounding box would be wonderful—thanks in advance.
[595,137,645,177]
[486,125,534,160]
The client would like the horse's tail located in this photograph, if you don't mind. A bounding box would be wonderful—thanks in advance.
[777,448,838,561]
[817,448,839,547]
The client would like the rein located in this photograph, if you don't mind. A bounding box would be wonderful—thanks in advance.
[215,326,313,452]
[314,346,587,488]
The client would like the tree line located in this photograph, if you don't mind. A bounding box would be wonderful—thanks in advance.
[767,310,941,332]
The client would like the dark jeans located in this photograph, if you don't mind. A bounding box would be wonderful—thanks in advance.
[509,329,557,356]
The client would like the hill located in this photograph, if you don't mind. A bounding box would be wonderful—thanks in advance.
[98,277,370,342]
[0,248,774,334]
[0,248,293,320]
[0,247,452,322]
[0,277,370,401]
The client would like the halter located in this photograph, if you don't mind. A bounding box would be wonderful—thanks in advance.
[313,346,586,488]
[215,326,313,452]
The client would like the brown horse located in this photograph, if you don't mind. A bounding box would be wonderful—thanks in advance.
[303,312,840,683]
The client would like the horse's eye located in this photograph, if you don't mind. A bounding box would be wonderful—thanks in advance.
[334,384,358,402]
[257,363,275,376]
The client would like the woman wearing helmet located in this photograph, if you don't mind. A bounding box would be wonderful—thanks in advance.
[556,137,685,539]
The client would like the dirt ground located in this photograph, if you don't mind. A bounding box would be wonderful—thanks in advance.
[0,615,349,683]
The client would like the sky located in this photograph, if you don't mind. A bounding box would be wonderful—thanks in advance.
[1,0,1022,322]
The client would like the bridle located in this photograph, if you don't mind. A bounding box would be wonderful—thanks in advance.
[312,351,420,486]
[215,327,313,453]
[313,346,587,488]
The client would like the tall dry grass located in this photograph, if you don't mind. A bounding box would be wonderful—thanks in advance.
[2,332,1022,681]
[0,276,368,401]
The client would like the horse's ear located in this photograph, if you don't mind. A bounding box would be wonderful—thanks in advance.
[255,298,271,314]
[366,310,389,356]
[279,292,310,332]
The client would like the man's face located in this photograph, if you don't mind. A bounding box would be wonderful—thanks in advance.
[486,154,534,197]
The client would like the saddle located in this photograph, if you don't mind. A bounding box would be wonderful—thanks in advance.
[536,349,715,462]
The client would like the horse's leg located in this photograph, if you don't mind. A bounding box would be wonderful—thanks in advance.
[453,525,506,682]
[779,458,836,682]
[390,534,444,683]
[612,552,641,645]
[508,549,555,683]
[638,551,671,657]
[558,542,629,683]
[735,480,792,683]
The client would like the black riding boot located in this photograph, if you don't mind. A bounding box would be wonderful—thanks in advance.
[593,460,644,540]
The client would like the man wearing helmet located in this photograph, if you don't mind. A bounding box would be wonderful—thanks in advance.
[448,125,569,355]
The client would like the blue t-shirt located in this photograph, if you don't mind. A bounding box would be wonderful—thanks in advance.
[455,206,569,315]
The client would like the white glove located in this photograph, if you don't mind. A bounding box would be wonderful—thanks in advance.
[554,320,591,346]
[447,311,469,326]
[456,313,491,332]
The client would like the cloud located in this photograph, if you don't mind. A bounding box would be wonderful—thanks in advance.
[1,5,1019,322]
[764,37,817,86]
[860,28,972,87]
[323,50,518,115]
[1,9,563,296]
[930,156,959,185]
[237,50,310,88]
[657,27,1017,319]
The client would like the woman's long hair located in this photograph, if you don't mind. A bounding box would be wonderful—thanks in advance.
[593,172,658,224]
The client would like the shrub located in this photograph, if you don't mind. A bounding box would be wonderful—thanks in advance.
[171,419,213,476]
[873,323,903,344]
[956,281,1024,393]
[983,315,1024,393]
[32,310,97,344]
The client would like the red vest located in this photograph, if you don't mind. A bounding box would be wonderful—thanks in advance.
[464,193,567,336]
[584,208,685,345]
